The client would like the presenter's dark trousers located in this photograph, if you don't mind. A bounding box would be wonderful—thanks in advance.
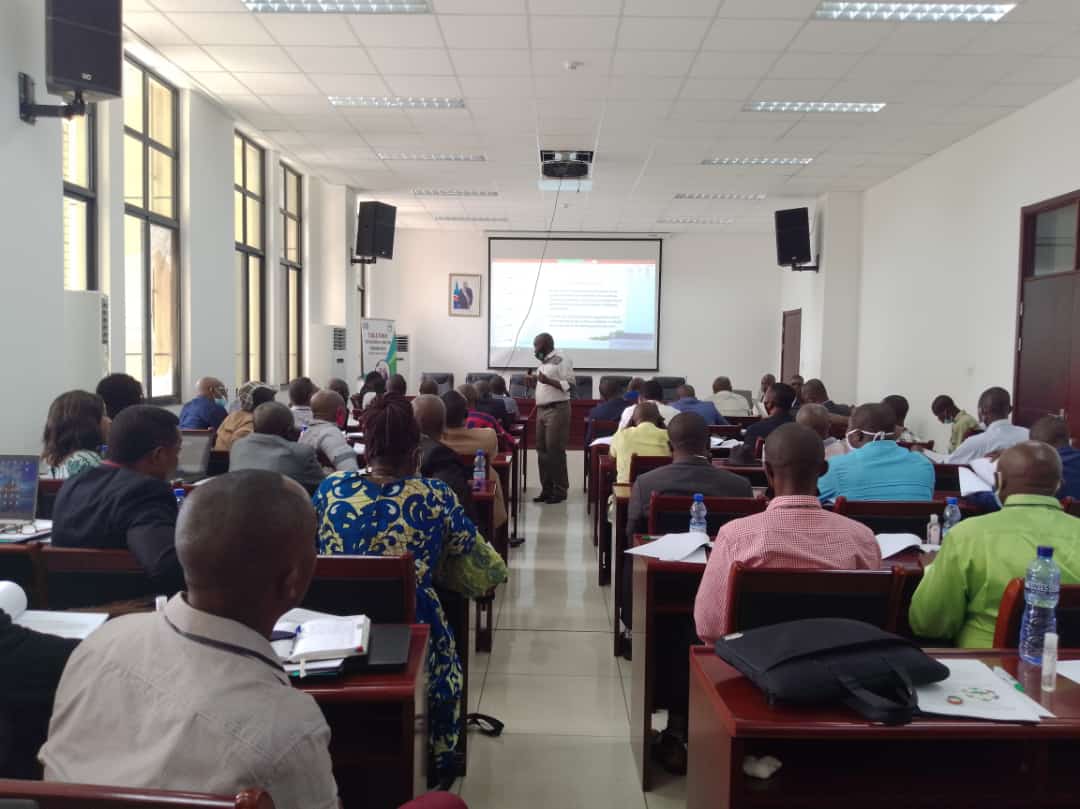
[536,400,570,499]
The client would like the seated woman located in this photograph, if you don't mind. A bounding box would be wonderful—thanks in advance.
[313,395,507,781]
[41,390,107,479]
[214,381,275,451]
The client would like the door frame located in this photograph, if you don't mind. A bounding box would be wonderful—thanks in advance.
[781,308,802,384]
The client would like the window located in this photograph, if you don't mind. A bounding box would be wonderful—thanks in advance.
[62,106,96,290]
[235,132,265,384]
[123,58,179,401]
[281,163,302,380]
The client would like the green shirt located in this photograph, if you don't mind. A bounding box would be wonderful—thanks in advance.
[948,410,979,454]
[909,495,1080,648]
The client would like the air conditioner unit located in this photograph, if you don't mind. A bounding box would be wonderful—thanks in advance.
[396,333,410,387]
[63,290,109,390]
[308,323,347,386]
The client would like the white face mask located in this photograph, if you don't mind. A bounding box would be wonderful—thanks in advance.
[846,428,889,451]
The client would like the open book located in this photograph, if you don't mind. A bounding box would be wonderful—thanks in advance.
[916,659,1050,723]
[876,534,938,559]
[0,580,107,640]
[272,607,371,664]
[626,533,712,564]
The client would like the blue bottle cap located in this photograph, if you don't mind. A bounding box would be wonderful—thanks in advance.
[173,488,185,496]
[946,497,958,505]
[476,449,485,456]
[693,493,704,501]
[1038,546,1054,559]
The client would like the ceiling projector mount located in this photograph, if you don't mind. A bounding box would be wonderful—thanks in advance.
[539,149,593,191]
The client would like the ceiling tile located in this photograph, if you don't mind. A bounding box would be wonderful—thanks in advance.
[439,15,529,48]
[285,46,376,74]
[533,75,610,98]
[459,75,535,97]
[432,0,527,11]
[679,77,757,100]
[450,48,532,75]
[937,105,1015,126]
[824,79,915,103]
[703,19,802,52]
[897,81,988,106]
[260,95,336,115]
[935,53,1026,83]
[340,109,414,130]
[624,0,720,15]
[124,13,193,45]
[611,50,695,76]
[382,75,464,97]
[691,50,777,78]
[753,78,836,101]
[528,0,622,13]
[164,12,274,45]
[787,21,894,54]
[962,22,1075,55]
[189,71,249,94]
[265,129,310,145]
[531,49,612,75]
[531,16,619,50]
[290,113,354,132]
[877,23,984,55]
[346,14,445,48]
[256,14,358,47]
[969,82,1059,107]
[151,0,248,10]
[367,48,455,75]
[235,72,320,95]
[617,17,709,50]
[768,52,861,79]
[607,76,683,99]
[1004,0,1080,23]
[203,46,298,72]
[308,73,393,96]
[214,92,271,115]
[1003,56,1080,84]
[157,45,222,72]
[851,52,945,81]
[716,0,817,17]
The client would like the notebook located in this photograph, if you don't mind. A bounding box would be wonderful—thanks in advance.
[0,455,39,529]
[176,431,213,481]
[273,607,371,664]
[0,580,107,639]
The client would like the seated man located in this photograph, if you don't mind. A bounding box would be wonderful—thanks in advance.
[95,372,144,420]
[288,376,318,429]
[788,374,805,413]
[617,379,680,431]
[709,376,751,418]
[817,403,934,503]
[40,471,340,809]
[214,382,275,452]
[671,384,728,426]
[418,379,439,396]
[440,390,507,530]
[796,402,847,459]
[230,402,325,492]
[327,378,350,403]
[52,405,184,593]
[1030,415,1080,500]
[909,441,1080,647]
[609,401,671,484]
[931,394,980,454]
[387,374,408,397]
[459,383,514,451]
[586,378,629,444]
[299,390,359,473]
[623,377,645,404]
[801,378,851,417]
[695,423,882,642]
[178,377,228,431]
[947,387,1029,464]
[489,375,519,421]
[753,373,775,418]
[413,394,477,523]
[743,382,797,446]
[882,394,922,444]
[474,379,512,430]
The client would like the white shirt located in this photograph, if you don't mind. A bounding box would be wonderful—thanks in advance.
[709,390,751,417]
[947,419,1030,464]
[534,350,575,406]
[617,399,681,431]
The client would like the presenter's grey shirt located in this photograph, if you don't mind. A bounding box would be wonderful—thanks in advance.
[40,595,339,809]
[229,433,326,490]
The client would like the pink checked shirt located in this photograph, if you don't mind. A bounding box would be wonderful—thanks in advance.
[693,495,882,643]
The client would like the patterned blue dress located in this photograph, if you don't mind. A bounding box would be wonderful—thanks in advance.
[313,473,507,772]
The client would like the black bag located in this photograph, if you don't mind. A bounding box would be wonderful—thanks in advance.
[714,618,949,725]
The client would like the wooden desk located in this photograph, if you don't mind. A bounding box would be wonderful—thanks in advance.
[492,452,516,544]
[588,443,609,518]
[471,480,498,653]
[595,454,615,566]
[511,418,528,492]
[687,648,1080,809]
[300,625,429,809]
[513,398,598,450]
[611,484,632,656]
[712,460,768,488]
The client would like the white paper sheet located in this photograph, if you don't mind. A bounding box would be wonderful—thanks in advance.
[1056,660,1080,686]
[711,437,742,449]
[590,436,614,448]
[959,467,993,496]
[923,449,949,464]
[625,532,711,563]
[970,457,997,486]
[16,610,107,640]
[353,443,366,455]
[916,659,1046,723]
[875,534,935,559]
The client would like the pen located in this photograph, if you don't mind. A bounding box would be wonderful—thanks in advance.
[993,666,1025,693]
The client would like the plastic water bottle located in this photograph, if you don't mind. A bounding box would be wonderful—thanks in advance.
[689,493,708,534]
[942,497,962,537]
[174,487,186,509]
[472,450,486,492]
[925,514,941,546]
[1020,546,1060,665]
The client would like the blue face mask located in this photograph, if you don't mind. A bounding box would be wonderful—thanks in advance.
[215,397,228,409]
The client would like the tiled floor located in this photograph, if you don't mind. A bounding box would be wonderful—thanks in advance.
[458,451,686,809]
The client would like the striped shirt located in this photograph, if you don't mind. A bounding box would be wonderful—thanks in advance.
[693,496,882,642]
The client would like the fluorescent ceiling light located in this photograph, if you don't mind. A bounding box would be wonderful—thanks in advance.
[413,189,498,197]
[674,192,767,201]
[434,215,508,222]
[745,101,886,113]
[701,157,814,166]
[330,96,464,109]
[658,217,736,225]
[244,1,430,12]
[377,152,487,162]
[814,2,1015,22]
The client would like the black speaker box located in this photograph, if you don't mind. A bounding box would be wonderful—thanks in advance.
[356,201,397,261]
[46,0,123,101]
[774,207,812,267]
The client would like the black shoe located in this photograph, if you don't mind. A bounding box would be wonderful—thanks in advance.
[650,729,688,776]
[509,535,525,547]
[546,493,567,504]
[533,492,552,503]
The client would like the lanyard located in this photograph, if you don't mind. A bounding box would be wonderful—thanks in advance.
[163,613,285,676]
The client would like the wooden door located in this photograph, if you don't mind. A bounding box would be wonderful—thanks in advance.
[781,309,802,383]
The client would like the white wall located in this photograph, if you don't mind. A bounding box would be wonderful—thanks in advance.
[0,0,67,452]
[366,229,782,396]
[857,73,1080,441]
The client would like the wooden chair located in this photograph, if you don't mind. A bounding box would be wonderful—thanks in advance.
[832,497,945,539]
[727,416,760,429]
[628,454,671,484]
[303,553,416,623]
[0,780,273,809]
[753,437,765,460]
[207,450,230,477]
[713,462,769,488]
[993,577,1080,648]
[1062,497,1080,517]
[0,541,45,607]
[39,546,156,610]
[933,464,964,495]
[646,494,766,536]
[708,425,742,440]
[583,418,619,495]
[36,479,64,520]
[727,563,905,633]
[898,440,936,452]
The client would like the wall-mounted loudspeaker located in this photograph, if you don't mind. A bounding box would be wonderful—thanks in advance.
[355,201,397,262]
[46,0,123,101]
[774,207,813,267]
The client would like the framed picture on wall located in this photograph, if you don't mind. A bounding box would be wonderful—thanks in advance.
[449,273,481,317]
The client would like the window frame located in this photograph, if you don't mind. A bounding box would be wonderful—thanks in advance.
[234,131,266,383]
[62,104,97,291]
[281,162,303,380]
[123,56,180,404]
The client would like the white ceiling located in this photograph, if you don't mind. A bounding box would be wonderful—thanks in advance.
[123,0,1080,232]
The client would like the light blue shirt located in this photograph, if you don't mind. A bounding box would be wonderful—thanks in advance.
[671,397,728,426]
[947,419,1029,464]
[817,440,935,504]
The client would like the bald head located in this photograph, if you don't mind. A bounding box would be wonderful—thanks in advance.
[713,376,732,393]
[412,394,446,438]
[633,401,663,428]
[978,386,1012,423]
[311,389,346,423]
[1031,416,1070,449]
[850,403,897,435]
[796,403,832,440]
[418,379,438,396]
[457,383,478,408]
[998,441,1063,500]
[176,470,317,635]
[253,401,295,437]
[387,374,407,396]
[196,376,226,400]
[668,412,708,458]
[764,423,827,495]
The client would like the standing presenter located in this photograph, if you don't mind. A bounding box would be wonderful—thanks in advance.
[527,332,575,504]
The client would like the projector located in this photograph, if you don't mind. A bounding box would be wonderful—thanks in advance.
[540,150,593,179]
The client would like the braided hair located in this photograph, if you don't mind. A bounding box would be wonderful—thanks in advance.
[364,393,420,468]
